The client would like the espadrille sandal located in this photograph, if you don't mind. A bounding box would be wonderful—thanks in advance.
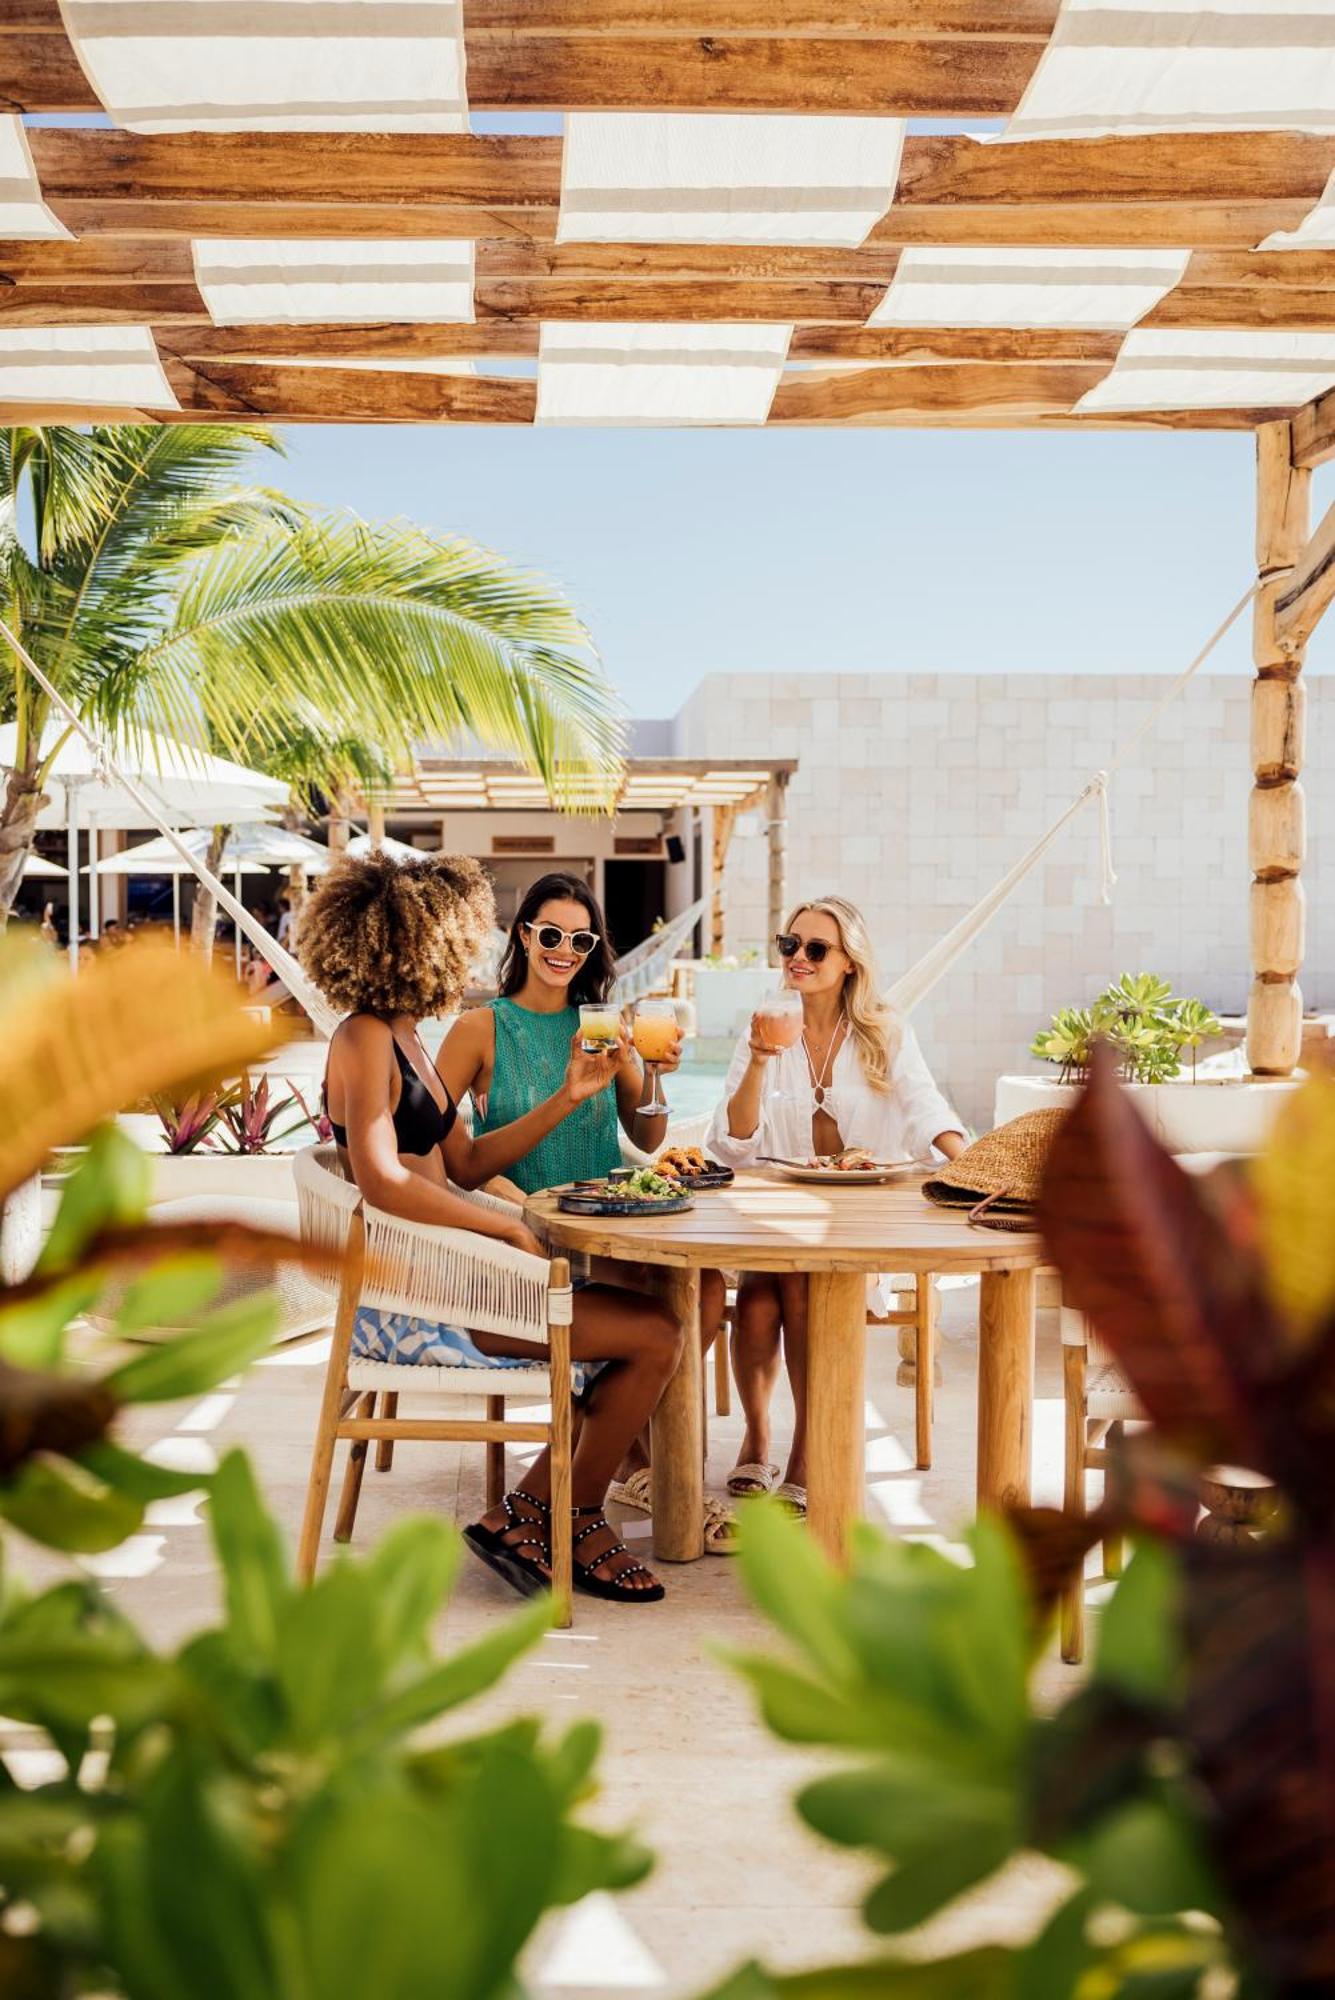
[727,1461,779,1497]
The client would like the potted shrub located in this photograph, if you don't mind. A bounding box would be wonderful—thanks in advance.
[998,971,1295,1154]
[123,1072,326,1204]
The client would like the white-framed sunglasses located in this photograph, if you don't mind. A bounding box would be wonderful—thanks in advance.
[525,921,600,957]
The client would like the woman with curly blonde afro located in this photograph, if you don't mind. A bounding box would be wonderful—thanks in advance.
[302,850,681,1606]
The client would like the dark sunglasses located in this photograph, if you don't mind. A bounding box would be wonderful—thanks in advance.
[527,921,600,956]
[775,932,836,964]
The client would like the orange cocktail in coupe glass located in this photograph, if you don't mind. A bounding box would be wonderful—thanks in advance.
[633,998,680,1116]
[754,989,803,1053]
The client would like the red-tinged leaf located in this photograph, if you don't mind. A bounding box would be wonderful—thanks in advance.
[0,1358,117,1476]
[1181,1536,1335,1992]
[1279,1314,1335,1525]
[1006,1506,1107,1620]
[1037,1047,1280,1475]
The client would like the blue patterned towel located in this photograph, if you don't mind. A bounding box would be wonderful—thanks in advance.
[353,1307,603,1397]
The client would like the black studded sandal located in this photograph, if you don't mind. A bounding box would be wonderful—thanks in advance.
[568,1504,665,1604]
[463,1491,551,1599]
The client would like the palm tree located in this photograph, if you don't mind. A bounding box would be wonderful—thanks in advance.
[0,425,624,921]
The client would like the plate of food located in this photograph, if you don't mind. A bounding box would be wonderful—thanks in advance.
[654,1145,735,1189]
[557,1167,696,1216]
[758,1148,921,1185]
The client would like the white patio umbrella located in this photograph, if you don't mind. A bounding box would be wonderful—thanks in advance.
[21,853,67,878]
[1,722,288,969]
[345,832,425,863]
[93,826,283,963]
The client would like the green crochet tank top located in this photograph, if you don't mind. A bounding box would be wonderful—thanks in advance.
[475,997,621,1195]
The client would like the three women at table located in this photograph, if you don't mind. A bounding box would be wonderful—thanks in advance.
[707,895,967,1515]
[304,850,680,1604]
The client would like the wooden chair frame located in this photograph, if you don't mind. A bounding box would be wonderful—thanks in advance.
[297,1205,576,1626]
[1059,1305,1131,1665]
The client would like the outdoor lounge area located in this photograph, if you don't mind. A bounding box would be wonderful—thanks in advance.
[4,3,1335,1996]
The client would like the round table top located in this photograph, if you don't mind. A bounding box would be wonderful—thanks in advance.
[526,1170,1046,1275]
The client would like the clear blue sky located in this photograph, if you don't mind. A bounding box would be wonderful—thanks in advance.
[266,424,1335,717]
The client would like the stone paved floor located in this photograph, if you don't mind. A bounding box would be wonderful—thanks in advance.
[34,1284,1091,1997]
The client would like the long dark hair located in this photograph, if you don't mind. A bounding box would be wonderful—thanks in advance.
[498,871,616,1007]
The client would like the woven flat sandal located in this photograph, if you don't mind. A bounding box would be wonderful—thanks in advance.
[704,1496,740,1555]
[463,1490,551,1599]
[610,1472,738,1555]
[774,1481,808,1519]
[727,1461,779,1498]
[607,1468,654,1514]
[570,1505,665,1603]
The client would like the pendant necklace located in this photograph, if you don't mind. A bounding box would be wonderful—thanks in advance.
[802,1013,847,1108]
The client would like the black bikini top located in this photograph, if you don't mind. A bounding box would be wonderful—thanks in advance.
[326,1024,456,1157]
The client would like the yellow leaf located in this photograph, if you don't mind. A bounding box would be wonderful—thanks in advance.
[0,936,291,1200]
[1249,1062,1335,1345]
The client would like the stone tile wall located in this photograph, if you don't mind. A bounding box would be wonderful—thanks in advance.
[673,672,1333,1132]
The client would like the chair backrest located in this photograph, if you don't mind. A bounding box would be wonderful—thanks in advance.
[292,1142,551,1344]
[294,1143,361,1295]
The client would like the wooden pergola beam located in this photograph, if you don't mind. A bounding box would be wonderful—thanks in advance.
[768,360,1112,422]
[1272,499,1335,651]
[4,4,1047,116]
[15,241,1335,293]
[25,126,1335,220]
[154,360,540,423]
[1291,387,1335,469]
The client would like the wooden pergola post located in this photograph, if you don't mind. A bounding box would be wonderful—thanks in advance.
[766,771,790,946]
[710,804,736,957]
[1248,422,1310,1076]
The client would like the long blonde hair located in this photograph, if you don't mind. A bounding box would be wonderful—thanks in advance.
[786,895,901,1096]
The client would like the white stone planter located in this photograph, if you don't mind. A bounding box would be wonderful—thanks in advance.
[994,1071,1300,1155]
[148,1153,297,1204]
[690,964,777,1041]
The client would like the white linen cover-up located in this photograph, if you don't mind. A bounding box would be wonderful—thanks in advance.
[705,1017,963,1312]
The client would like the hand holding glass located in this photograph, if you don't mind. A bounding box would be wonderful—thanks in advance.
[633,999,680,1116]
[578,1003,622,1055]
[752,991,803,1054]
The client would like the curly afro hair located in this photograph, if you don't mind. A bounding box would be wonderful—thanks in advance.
[299,850,495,1019]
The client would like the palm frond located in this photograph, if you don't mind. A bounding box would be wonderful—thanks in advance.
[139,511,626,794]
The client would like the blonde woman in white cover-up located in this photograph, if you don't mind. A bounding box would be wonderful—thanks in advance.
[706,896,966,1515]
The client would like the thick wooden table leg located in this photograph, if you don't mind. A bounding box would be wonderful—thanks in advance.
[976,1268,1036,1512]
[806,1271,868,1562]
[650,1266,704,1563]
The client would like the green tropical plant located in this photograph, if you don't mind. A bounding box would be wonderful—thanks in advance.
[0,424,625,918]
[716,1052,1335,2000]
[712,1511,1245,2000]
[0,934,649,1996]
[1031,974,1221,1085]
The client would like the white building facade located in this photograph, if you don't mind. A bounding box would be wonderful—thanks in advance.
[670,671,1334,1132]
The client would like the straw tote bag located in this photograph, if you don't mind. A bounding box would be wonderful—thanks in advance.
[922,1109,1067,1231]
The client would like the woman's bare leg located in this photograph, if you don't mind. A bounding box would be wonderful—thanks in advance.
[777,1273,810,1489]
[732,1274,783,1476]
[469,1284,684,1591]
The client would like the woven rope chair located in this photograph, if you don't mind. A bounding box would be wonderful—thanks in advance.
[293,1144,575,1624]
[1060,1304,1139,1665]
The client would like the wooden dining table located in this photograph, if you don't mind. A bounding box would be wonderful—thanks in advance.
[526,1171,1047,1562]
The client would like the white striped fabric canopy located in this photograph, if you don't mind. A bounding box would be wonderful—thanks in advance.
[58,0,469,132]
[0,326,179,411]
[192,239,476,325]
[868,248,1192,331]
[536,322,792,425]
[0,117,68,240]
[558,113,905,248]
[1008,0,1335,140]
[1077,329,1335,410]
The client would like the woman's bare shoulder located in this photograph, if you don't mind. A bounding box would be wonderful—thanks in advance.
[437,1004,496,1082]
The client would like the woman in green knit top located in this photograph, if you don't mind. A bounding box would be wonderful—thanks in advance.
[438,872,678,1192]
[440,873,734,1553]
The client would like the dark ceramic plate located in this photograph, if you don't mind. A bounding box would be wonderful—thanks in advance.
[557,1184,696,1217]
